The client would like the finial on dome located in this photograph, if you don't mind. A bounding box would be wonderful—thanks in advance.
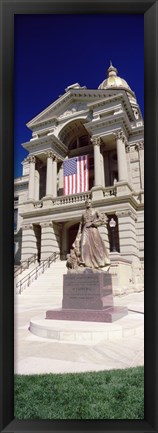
[107,61,118,77]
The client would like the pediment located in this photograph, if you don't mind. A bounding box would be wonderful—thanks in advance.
[26,92,92,130]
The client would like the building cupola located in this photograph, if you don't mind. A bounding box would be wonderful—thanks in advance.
[98,61,135,97]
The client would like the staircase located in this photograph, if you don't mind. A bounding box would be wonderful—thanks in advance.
[14,262,38,287]
[15,260,67,306]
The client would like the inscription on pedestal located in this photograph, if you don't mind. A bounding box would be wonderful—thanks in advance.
[62,271,113,310]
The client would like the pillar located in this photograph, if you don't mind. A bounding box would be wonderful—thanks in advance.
[91,137,102,187]
[116,209,141,287]
[46,151,53,196]
[40,221,60,260]
[52,156,57,197]
[27,155,36,200]
[104,151,110,186]
[115,131,128,182]
[90,137,105,199]
[135,141,144,189]
[100,152,105,187]
[58,163,64,195]
[46,151,58,197]
[125,145,132,186]
[21,224,37,262]
[35,170,40,201]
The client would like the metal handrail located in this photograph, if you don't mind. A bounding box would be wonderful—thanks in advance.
[14,254,37,277]
[16,252,59,295]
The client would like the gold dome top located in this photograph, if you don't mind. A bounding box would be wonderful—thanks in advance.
[98,61,133,93]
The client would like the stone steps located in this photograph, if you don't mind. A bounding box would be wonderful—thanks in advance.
[14,262,37,284]
[15,260,67,299]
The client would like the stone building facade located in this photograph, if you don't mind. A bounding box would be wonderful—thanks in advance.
[14,63,144,293]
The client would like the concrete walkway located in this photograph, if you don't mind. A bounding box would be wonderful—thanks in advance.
[14,290,144,375]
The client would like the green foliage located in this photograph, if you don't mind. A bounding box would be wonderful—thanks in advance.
[14,366,144,420]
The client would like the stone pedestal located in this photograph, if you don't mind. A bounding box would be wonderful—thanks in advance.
[46,270,128,323]
[62,271,113,310]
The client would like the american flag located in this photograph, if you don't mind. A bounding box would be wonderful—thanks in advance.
[63,155,89,195]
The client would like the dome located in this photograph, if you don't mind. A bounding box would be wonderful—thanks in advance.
[98,62,133,93]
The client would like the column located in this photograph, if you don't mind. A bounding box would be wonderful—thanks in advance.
[125,145,132,185]
[40,221,60,260]
[116,210,141,287]
[104,151,110,186]
[58,163,64,195]
[91,136,102,186]
[135,141,144,189]
[35,170,40,201]
[46,151,58,197]
[27,155,36,200]
[21,224,37,262]
[46,151,53,196]
[100,152,105,187]
[115,131,128,182]
[52,155,57,197]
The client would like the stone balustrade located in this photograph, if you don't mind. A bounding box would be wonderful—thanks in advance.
[32,187,118,210]
[34,201,43,208]
[103,186,117,197]
[52,191,91,206]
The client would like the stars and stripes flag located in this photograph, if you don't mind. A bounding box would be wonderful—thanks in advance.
[63,155,89,195]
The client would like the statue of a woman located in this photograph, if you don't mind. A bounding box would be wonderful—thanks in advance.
[67,198,110,270]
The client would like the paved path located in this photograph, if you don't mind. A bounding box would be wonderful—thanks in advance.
[14,291,144,375]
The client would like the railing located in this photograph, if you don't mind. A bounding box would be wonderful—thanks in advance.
[34,201,43,208]
[33,187,117,209]
[16,252,59,295]
[52,191,91,206]
[14,254,37,277]
[103,186,117,197]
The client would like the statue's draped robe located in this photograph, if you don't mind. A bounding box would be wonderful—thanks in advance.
[78,209,110,269]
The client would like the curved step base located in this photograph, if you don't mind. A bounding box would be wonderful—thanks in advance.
[29,313,143,345]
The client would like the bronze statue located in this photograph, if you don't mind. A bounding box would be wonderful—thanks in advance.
[66,199,110,271]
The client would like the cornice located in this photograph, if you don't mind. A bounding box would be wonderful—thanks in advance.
[22,134,67,160]
[87,92,126,110]
[20,191,144,221]
[85,110,131,137]
[14,183,28,192]
[26,87,142,131]
[116,209,137,222]
[26,89,104,130]
[26,91,72,129]
[14,175,29,185]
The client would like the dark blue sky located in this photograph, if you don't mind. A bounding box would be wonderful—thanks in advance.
[14,14,144,178]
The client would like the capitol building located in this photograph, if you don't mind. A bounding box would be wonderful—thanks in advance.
[14,63,144,294]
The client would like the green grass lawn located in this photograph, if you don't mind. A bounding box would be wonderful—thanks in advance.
[14,366,144,420]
